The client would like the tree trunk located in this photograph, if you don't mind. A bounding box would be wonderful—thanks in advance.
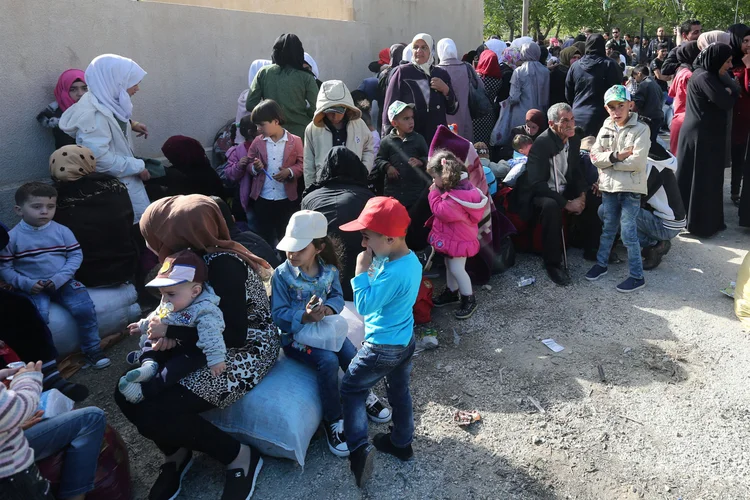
[554,23,561,38]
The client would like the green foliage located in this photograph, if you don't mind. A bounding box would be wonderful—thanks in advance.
[485,0,749,42]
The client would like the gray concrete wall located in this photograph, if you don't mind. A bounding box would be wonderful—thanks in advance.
[0,0,483,226]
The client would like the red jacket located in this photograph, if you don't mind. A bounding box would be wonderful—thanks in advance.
[247,132,303,202]
[732,66,750,145]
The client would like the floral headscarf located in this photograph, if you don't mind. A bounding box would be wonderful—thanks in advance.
[502,46,522,68]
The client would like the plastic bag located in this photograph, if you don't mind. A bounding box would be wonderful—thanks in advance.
[38,389,74,419]
[293,314,349,351]
[490,99,512,147]
[736,251,750,326]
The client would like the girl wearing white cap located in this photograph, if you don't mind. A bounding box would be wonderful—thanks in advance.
[271,210,391,458]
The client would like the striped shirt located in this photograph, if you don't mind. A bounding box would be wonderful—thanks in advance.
[0,220,82,292]
[0,371,43,478]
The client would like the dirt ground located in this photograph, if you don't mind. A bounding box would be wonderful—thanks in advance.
[77,177,749,500]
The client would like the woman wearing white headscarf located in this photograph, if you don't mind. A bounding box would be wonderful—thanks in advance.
[437,38,478,140]
[507,43,550,128]
[235,59,273,143]
[60,54,150,223]
[484,38,507,61]
[382,33,458,144]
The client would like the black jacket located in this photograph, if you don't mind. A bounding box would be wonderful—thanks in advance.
[53,173,138,287]
[513,128,587,221]
[661,46,680,76]
[633,77,666,122]
[375,130,430,208]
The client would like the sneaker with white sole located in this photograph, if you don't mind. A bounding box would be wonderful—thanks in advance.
[148,451,193,500]
[366,392,392,423]
[616,277,646,293]
[221,448,263,500]
[585,264,608,281]
[83,350,111,370]
[323,419,349,457]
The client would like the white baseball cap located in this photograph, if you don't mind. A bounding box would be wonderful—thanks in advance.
[277,210,329,252]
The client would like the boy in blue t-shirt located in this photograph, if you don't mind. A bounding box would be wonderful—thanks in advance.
[339,196,421,488]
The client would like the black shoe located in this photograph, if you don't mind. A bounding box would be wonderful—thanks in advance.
[221,449,263,500]
[643,240,671,270]
[149,451,193,500]
[545,265,571,286]
[323,419,349,457]
[349,444,375,488]
[57,380,89,402]
[373,432,414,461]
[433,287,460,307]
[454,294,477,320]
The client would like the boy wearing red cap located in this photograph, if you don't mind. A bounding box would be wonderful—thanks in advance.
[339,196,422,487]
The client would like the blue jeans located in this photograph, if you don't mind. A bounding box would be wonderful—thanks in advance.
[283,338,358,422]
[25,407,106,498]
[341,336,415,453]
[636,208,681,247]
[28,280,101,355]
[597,192,644,280]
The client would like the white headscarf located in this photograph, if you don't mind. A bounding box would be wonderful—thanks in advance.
[402,45,414,63]
[484,39,507,61]
[511,36,534,48]
[304,52,320,79]
[437,38,459,62]
[85,54,146,122]
[411,33,435,75]
[248,59,272,88]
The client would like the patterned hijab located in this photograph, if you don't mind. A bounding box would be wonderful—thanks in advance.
[139,195,270,272]
[502,46,522,68]
[49,145,96,182]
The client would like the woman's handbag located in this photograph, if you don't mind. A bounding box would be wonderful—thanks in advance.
[465,63,492,119]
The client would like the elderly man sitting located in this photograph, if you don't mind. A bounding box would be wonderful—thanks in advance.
[514,103,602,286]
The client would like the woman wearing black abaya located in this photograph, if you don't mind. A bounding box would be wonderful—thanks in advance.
[727,24,750,223]
[676,43,738,238]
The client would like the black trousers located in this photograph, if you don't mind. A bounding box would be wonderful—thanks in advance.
[731,142,747,197]
[114,382,240,465]
[253,197,299,246]
[140,344,207,400]
[0,464,53,500]
[0,289,58,363]
[532,193,602,266]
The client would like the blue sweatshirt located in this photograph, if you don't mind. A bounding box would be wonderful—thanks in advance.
[0,220,82,292]
[351,251,421,346]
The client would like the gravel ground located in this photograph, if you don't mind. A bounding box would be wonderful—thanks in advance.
[75,176,749,499]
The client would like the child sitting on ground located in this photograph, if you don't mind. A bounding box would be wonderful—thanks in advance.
[427,151,488,319]
[0,183,110,369]
[338,197,422,487]
[586,85,650,293]
[0,361,48,498]
[272,211,390,458]
[375,101,429,209]
[226,99,304,247]
[473,141,506,192]
[502,134,534,187]
[119,249,226,403]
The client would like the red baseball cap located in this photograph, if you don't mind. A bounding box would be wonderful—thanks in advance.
[339,197,411,237]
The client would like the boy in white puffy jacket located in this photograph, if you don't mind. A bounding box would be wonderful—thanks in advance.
[585,85,650,293]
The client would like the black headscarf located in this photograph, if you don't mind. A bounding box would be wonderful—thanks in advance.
[675,41,701,70]
[694,43,734,75]
[538,44,548,65]
[303,146,369,197]
[728,24,750,67]
[585,34,606,57]
[271,34,305,70]
[389,43,406,69]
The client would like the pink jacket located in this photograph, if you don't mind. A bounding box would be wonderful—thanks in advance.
[224,132,304,211]
[427,176,488,258]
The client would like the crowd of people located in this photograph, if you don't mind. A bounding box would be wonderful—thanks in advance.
[1,21,748,499]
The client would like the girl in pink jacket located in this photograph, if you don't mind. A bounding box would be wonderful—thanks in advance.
[426,150,488,320]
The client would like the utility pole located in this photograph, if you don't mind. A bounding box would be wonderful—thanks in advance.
[522,0,530,36]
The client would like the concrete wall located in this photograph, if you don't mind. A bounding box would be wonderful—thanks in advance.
[0,0,483,226]
[142,0,355,21]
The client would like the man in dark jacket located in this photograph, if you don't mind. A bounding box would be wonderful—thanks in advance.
[632,65,665,146]
[660,19,702,77]
[301,147,374,300]
[646,27,675,61]
[514,103,592,286]
[565,34,623,137]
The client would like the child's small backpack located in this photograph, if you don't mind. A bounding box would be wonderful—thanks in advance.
[413,247,435,324]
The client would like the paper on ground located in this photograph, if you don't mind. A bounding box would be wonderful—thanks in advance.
[542,338,564,352]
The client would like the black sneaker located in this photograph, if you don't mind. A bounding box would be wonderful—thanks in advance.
[349,443,375,488]
[455,294,477,320]
[148,451,193,500]
[616,277,646,293]
[433,287,460,307]
[221,449,263,500]
[545,265,571,286]
[366,392,392,423]
[83,350,111,370]
[323,419,349,457]
[373,432,414,461]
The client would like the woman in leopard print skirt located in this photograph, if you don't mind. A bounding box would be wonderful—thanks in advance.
[114,194,280,500]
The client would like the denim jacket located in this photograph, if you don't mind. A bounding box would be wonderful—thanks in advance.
[271,258,344,345]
